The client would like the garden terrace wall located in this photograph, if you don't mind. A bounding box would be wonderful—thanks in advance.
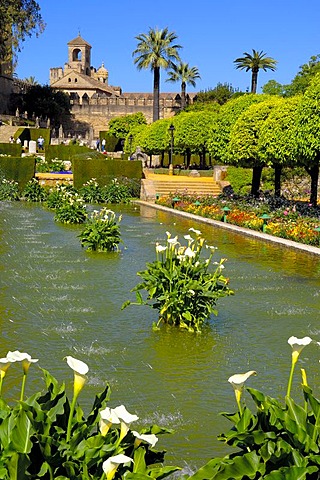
[0,157,35,189]
[73,158,143,189]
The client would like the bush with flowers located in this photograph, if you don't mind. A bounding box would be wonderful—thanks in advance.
[123,228,233,333]
[22,178,48,202]
[79,208,123,252]
[54,191,87,224]
[0,178,20,201]
[0,350,180,480]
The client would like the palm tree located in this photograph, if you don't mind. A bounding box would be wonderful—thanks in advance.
[133,27,181,122]
[166,61,201,109]
[234,49,277,93]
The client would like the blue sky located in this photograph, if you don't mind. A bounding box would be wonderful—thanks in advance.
[16,0,320,95]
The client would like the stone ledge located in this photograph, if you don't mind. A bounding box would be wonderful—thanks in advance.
[133,200,320,256]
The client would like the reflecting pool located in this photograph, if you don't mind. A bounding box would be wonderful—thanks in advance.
[0,201,319,472]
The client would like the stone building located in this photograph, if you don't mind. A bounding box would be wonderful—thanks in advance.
[50,35,195,135]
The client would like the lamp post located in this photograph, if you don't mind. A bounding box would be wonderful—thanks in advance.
[128,134,133,160]
[168,124,175,175]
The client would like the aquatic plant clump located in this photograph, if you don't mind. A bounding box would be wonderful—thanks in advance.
[191,336,320,479]
[54,191,87,224]
[79,208,123,252]
[123,228,233,332]
[0,350,180,479]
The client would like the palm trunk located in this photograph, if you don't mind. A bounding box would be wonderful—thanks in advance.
[181,81,186,109]
[153,66,160,122]
[250,165,263,197]
[251,69,258,94]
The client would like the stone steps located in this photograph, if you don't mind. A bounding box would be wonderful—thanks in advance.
[141,174,221,201]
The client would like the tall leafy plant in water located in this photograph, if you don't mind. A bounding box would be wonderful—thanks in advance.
[79,208,123,252]
[0,350,180,479]
[188,336,320,479]
[123,228,233,332]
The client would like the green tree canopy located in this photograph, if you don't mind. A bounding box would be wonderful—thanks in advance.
[0,0,45,71]
[11,84,70,125]
[195,83,239,105]
[108,112,147,139]
[258,96,301,195]
[261,79,285,96]
[207,94,270,163]
[166,61,200,109]
[228,97,282,196]
[295,73,320,205]
[234,49,277,93]
[285,54,320,97]
[132,27,181,122]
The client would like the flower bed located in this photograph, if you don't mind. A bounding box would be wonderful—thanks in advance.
[156,193,320,246]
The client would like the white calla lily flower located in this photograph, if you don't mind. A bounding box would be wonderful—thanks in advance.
[189,227,202,236]
[228,370,257,413]
[132,430,158,448]
[167,236,178,244]
[102,454,133,480]
[66,356,89,397]
[113,404,139,441]
[66,356,89,375]
[184,247,196,258]
[156,244,167,253]
[99,407,120,436]
[288,336,312,362]
[184,234,194,242]
[7,350,38,374]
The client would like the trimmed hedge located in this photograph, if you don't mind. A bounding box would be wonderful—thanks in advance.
[45,145,94,162]
[99,132,120,152]
[14,128,51,148]
[73,157,143,190]
[0,143,22,156]
[0,157,35,190]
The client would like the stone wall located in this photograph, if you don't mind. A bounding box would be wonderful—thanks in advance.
[70,96,182,134]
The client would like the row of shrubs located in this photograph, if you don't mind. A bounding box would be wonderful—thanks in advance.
[0,176,139,205]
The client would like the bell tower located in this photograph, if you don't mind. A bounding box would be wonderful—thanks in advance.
[66,34,92,76]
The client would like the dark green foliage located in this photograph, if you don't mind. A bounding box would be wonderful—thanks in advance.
[12,85,71,125]
[0,143,22,156]
[225,166,252,194]
[79,208,123,252]
[195,83,239,105]
[45,144,94,162]
[22,178,47,202]
[54,192,87,224]
[0,367,179,479]
[0,156,35,190]
[98,132,119,152]
[101,179,133,203]
[80,178,104,203]
[73,158,142,190]
[107,113,147,139]
[0,178,20,200]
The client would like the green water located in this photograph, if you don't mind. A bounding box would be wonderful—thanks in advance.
[0,201,320,473]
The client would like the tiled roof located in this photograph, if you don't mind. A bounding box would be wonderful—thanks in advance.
[67,35,91,47]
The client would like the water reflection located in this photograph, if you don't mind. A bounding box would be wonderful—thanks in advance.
[0,201,320,469]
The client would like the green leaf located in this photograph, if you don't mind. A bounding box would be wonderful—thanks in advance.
[11,410,34,454]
